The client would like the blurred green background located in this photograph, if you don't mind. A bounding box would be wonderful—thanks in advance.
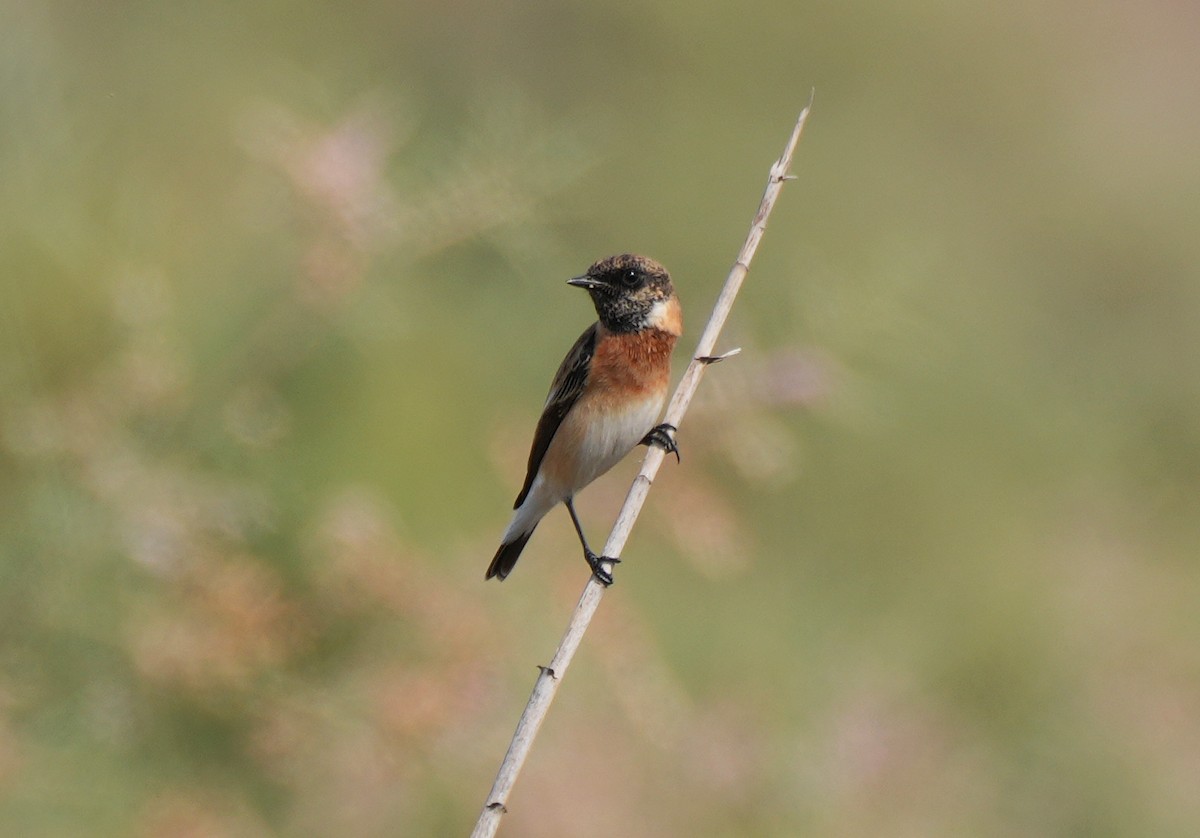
[3,0,1199,835]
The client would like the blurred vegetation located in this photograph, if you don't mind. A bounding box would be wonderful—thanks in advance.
[3,0,1199,835]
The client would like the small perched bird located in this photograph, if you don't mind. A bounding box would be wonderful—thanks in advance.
[487,254,682,585]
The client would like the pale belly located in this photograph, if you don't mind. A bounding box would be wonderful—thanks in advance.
[544,391,665,495]
[502,390,665,542]
[573,393,664,488]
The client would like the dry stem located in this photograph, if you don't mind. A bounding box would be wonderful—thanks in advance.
[470,98,813,838]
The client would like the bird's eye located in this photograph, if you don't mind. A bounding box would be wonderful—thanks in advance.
[621,269,640,287]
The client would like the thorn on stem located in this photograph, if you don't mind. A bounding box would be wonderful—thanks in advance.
[697,347,742,365]
[537,665,557,679]
[487,802,507,813]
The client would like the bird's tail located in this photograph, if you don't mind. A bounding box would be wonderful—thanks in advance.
[486,526,536,581]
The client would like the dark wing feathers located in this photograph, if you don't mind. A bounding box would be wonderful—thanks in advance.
[513,323,597,509]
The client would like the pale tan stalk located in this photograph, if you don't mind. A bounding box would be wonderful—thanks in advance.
[471,98,813,838]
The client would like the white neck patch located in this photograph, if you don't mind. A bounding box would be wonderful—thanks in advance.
[645,297,682,335]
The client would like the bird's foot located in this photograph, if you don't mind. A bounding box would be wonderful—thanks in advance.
[585,549,620,586]
[641,423,680,463]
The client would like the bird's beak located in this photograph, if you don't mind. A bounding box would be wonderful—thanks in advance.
[566,274,603,290]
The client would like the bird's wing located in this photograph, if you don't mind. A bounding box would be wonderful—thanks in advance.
[513,322,597,509]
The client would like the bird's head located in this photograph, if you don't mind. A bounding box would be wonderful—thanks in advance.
[567,254,681,335]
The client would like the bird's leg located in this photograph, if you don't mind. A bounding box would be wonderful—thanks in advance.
[565,497,618,586]
[641,422,680,463]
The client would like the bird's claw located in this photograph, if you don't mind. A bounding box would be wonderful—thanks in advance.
[585,549,619,586]
[641,423,680,463]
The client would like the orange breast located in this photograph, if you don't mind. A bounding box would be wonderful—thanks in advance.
[536,326,677,494]
[587,327,677,408]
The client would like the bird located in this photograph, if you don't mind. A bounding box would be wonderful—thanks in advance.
[487,254,682,585]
